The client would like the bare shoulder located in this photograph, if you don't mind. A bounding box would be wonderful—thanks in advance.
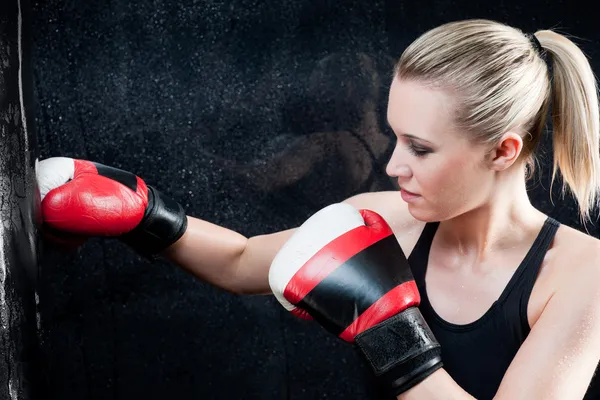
[343,191,410,225]
[548,223,600,286]
[343,191,425,254]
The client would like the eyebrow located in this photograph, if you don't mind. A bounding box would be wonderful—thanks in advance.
[386,120,435,146]
[403,133,434,145]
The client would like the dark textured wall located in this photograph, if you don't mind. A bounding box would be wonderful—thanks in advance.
[0,0,42,398]
[29,0,599,399]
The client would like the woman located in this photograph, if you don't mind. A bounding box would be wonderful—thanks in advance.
[38,19,600,399]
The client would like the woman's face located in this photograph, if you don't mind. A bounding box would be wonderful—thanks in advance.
[385,78,496,222]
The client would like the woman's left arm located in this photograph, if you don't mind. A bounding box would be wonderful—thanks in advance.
[398,251,600,400]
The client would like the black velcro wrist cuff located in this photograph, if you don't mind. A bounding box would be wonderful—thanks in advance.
[355,307,443,396]
[120,186,188,260]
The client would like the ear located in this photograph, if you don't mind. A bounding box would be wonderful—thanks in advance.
[488,131,523,171]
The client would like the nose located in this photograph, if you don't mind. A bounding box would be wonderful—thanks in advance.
[385,146,412,179]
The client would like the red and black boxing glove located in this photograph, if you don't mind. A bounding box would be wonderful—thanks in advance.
[269,203,442,396]
[37,157,187,258]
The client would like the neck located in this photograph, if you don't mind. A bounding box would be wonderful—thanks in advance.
[436,165,545,264]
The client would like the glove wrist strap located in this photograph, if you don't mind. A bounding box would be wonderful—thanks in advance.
[120,186,188,259]
[355,307,443,396]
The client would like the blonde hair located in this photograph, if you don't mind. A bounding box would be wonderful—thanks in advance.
[395,19,600,222]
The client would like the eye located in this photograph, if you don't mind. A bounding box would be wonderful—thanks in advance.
[407,142,432,157]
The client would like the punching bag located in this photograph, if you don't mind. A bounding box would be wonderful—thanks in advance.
[0,0,43,397]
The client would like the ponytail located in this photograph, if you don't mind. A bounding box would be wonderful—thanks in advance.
[536,30,600,222]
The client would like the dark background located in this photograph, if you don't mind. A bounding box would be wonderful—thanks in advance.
[29,0,598,399]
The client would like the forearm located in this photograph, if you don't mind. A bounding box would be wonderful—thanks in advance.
[161,216,249,292]
[397,369,475,400]
[161,216,295,294]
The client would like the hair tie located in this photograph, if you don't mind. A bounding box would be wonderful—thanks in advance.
[527,33,544,55]
[527,32,551,78]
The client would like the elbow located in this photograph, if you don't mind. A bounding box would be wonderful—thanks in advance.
[227,285,256,296]
[225,258,272,296]
[225,280,270,296]
[225,276,249,295]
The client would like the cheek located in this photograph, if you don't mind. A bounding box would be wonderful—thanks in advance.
[416,157,467,195]
[418,155,486,205]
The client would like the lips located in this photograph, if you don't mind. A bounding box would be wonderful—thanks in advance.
[400,187,419,196]
[399,187,421,203]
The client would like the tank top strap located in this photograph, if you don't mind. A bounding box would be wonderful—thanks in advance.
[497,216,560,304]
[519,217,560,287]
[508,216,561,331]
[408,221,440,288]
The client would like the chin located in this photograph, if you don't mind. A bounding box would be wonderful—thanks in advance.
[407,201,462,222]
[406,203,440,222]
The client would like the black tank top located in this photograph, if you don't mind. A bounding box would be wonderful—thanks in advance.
[407,216,600,399]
